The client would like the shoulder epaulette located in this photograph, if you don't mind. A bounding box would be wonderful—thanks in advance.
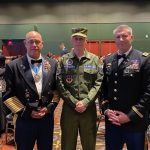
[107,53,112,56]
[142,52,149,57]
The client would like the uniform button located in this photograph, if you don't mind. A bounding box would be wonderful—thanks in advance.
[114,89,117,92]
[130,74,133,77]
[114,97,117,100]
[115,73,118,76]
[114,81,117,84]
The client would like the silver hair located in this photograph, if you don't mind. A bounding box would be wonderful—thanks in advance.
[113,25,133,35]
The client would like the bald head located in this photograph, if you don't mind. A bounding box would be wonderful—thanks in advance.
[25,31,42,40]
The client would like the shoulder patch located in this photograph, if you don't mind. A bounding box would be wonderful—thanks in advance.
[142,52,149,57]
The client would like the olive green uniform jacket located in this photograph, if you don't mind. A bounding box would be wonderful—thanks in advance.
[56,50,103,150]
[57,50,103,108]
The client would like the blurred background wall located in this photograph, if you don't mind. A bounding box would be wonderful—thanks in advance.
[0,1,150,55]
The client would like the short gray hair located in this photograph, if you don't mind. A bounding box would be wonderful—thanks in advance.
[113,25,133,35]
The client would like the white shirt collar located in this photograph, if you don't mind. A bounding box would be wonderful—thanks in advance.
[117,46,132,56]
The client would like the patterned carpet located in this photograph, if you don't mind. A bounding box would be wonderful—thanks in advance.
[53,99,106,150]
[1,100,149,149]
[0,100,116,150]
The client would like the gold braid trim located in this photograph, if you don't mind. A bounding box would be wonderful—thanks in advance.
[132,106,143,118]
[4,96,25,113]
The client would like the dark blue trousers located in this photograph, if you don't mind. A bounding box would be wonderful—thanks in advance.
[105,123,146,150]
[15,114,54,150]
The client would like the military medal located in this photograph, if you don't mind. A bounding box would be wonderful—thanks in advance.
[34,74,41,82]
[31,63,42,82]
[32,70,42,82]
[44,60,51,72]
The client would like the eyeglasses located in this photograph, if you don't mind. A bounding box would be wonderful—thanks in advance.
[74,37,85,41]
[27,40,42,45]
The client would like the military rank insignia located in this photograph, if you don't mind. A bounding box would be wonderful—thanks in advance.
[142,52,149,57]
[66,59,73,66]
[64,59,75,69]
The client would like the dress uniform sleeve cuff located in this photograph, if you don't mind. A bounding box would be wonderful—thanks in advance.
[127,106,143,123]
[101,100,109,114]
[47,90,60,113]
[3,96,25,113]
[47,102,58,113]
[82,98,89,107]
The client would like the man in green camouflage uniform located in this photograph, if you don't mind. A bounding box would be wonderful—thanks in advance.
[56,27,103,150]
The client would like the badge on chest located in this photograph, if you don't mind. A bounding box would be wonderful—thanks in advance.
[123,59,140,76]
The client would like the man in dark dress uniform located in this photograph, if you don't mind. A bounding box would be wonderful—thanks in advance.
[101,25,150,150]
[2,31,60,150]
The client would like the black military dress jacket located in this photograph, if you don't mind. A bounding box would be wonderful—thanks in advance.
[0,67,6,132]
[3,55,59,118]
[101,49,150,131]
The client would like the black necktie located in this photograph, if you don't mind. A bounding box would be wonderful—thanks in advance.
[117,54,126,59]
[31,59,42,64]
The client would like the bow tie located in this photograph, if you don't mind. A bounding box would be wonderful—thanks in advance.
[31,59,42,64]
[117,54,126,59]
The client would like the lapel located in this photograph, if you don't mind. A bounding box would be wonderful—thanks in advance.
[42,58,52,92]
[118,49,134,71]
[18,56,52,94]
[18,55,38,94]
[111,53,118,73]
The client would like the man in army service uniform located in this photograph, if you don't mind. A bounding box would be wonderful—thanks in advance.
[101,24,150,150]
[56,27,103,150]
